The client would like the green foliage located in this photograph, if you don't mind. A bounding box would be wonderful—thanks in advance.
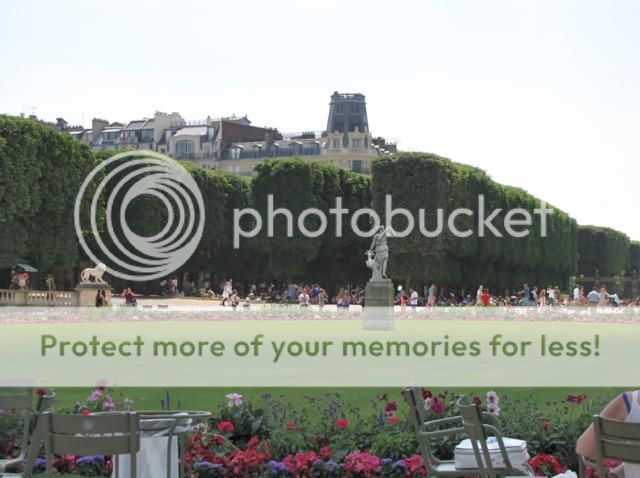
[0,115,99,270]
[4,116,639,292]
[577,225,630,276]
[371,152,578,291]
[250,158,370,287]
[369,430,418,461]
[629,241,640,275]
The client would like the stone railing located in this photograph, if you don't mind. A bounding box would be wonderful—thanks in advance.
[0,289,77,306]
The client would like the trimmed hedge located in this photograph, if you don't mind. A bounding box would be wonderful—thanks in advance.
[577,225,630,276]
[371,153,578,291]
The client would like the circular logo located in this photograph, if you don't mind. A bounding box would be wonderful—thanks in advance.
[74,151,205,281]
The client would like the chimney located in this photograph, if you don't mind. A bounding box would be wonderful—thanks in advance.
[92,118,109,139]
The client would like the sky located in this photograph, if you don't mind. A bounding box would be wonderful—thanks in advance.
[2,0,639,239]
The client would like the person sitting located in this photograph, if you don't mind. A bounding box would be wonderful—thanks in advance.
[577,391,640,477]
[122,287,137,306]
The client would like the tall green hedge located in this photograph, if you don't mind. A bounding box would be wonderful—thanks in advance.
[4,117,639,293]
[0,115,99,270]
[250,158,371,288]
[577,225,630,277]
[371,153,578,291]
[630,241,640,276]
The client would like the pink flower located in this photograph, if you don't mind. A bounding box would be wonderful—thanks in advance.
[344,451,381,476]
[225,393,243,408]
[430,396,446,414]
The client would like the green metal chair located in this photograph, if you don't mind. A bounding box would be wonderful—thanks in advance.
[42,411,140,478]
[456,396,533,478]
[402,386,479,477]
[0,388,56,478]
[0,388,34,475]
[590,414,640,478]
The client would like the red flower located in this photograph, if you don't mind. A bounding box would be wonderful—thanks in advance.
[388,417,401,425]
[528,453,567,476]
[335,418,349,428]
[472,395,482,406]
[384,401,398,413]
[542,419,550,431]
[285,422,298,431]
[212,435,225,444]
[566,394,587,404]
[319,446,333,460]
[82,410,91,416]
[35,388,48,396]
[216,421,234,433]
[421,389,433,399]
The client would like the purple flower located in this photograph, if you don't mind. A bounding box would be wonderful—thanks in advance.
[488,402,501,416]
[393,459,407,469]
[75,455,105,465]
[194,461,223,470]
[267,460,288,474]
[88,390,103,402]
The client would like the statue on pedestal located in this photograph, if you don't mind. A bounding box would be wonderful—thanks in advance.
[80,263,107,284]
[365,225,395,281]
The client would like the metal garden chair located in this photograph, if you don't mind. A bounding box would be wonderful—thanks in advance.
[578,414,640,478]
[42,411,140,478]
[456,396,534,478]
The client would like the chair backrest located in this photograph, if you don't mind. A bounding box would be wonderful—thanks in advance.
[594,414,640,476]
[22,390,56,478]
[43,412,140,477]
[0,387,33,461]
[457,396,521,478]
[402,386,466,474]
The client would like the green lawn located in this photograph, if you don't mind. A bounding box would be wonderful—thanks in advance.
[52,386,620,414]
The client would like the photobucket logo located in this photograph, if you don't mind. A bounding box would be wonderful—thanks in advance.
[233,194,553,248]
[74,151,205,281]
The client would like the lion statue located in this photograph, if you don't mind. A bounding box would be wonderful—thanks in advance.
[80,263,107,284]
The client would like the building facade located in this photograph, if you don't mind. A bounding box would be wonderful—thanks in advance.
[56,92,396,176]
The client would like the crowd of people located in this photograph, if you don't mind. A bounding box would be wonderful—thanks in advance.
[111,277,640,310]
[205,279,366,310]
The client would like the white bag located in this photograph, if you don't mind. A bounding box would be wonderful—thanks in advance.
[454,437,529,470]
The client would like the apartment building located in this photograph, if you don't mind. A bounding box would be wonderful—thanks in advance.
[54,92,397,175]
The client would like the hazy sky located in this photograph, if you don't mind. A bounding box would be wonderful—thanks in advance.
[2,0,639,239]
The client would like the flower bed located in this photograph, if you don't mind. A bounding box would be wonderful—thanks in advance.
[0,387,614,476]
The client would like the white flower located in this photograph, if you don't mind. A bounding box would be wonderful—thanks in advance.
[226,393,243,408]
[486,391,499,404]
[487,402,501,416]
[423,397,432,411]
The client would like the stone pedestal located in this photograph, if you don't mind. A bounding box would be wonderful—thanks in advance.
[363,279,395,330]
[75,282,109,307]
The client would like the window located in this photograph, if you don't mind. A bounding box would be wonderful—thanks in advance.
[230,146,242,159]
[352,160,363,173]
[141,130,153,142]
[290,143,302,155]
[176,140,194,158]
[351,139,362,149]
[332,138,340,149]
